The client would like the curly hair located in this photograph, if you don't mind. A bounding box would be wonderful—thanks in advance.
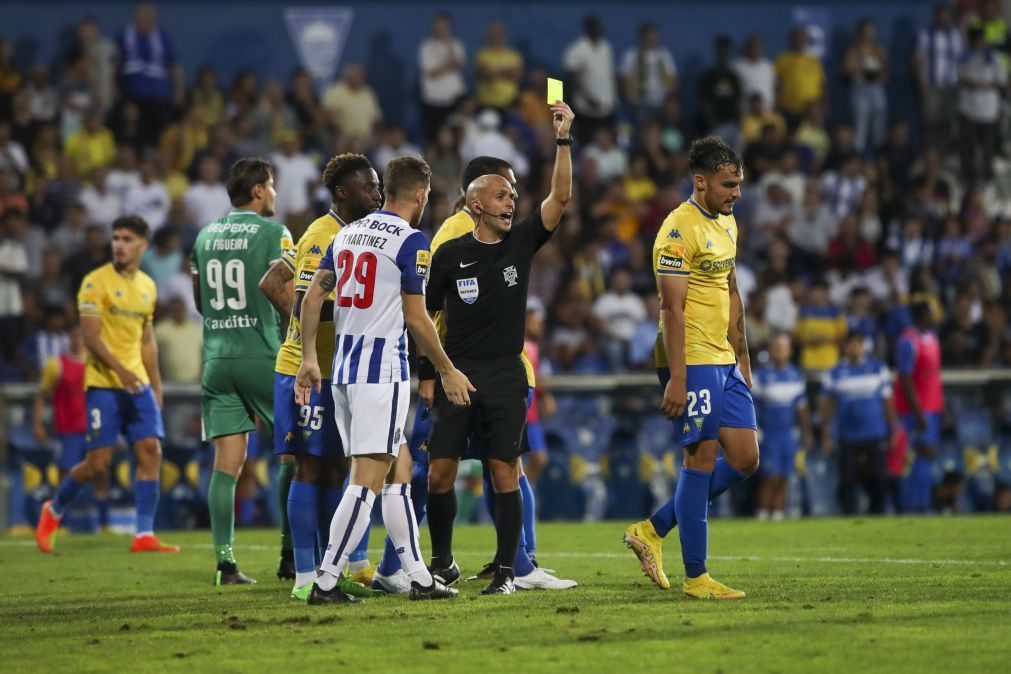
[322,153,374,199]
[687,136,743,175]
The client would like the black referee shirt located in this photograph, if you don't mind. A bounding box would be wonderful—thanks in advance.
[427,206,552,362]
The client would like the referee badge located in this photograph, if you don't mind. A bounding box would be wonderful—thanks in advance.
[457,277,479,304]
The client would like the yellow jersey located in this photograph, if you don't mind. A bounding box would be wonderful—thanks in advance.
[430,207,535,386]
[77,263,157,389]
[775,51,825,115]
[274,209,345,378]
[653,198,738,367]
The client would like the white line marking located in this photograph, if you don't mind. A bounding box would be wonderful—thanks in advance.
[1,539,1005,566]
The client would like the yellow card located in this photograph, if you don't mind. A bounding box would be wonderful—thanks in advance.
[547,77,563,104]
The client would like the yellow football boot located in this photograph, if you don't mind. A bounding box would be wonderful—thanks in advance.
[622,520,670,590]
[682,573,746,600]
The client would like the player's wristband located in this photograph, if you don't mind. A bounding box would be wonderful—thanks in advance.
[418,356,437,381]
[555,136,574,146]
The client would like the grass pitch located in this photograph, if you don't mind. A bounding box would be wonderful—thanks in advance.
[2,517,1009,673]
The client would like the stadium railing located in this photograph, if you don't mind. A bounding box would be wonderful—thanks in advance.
[3,369,1010,529]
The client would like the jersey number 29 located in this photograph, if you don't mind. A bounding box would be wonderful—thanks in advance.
[335,251,376,309]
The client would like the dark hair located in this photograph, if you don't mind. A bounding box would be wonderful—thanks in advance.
[911,300,934,324]
[844,330,865,343]
[384,156,432,201]
[322,153,373,200]
[461,156,513,191]
[687,136,743,175]
[226,157,273,206]
[112,214,150,240]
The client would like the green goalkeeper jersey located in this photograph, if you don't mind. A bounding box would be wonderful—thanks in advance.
[191,209,295,361]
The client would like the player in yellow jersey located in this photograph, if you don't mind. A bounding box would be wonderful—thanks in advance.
[624,137,759,599]
[36,216,178,554]
[261,154,383,599]
[414,156,574,590]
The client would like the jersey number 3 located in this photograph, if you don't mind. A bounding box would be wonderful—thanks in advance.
[335,251,377,309]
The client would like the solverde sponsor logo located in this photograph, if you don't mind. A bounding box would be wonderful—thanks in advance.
[698,257,736,273]
[204,315,260,330]
[109,306,148,320]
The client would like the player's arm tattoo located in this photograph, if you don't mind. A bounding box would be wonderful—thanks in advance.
[316,268,336,294]
[729,268,749,358]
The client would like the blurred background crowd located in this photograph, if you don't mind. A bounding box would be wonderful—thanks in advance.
[2,1,1011,385]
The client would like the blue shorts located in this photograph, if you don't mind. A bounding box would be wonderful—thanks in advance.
[85,387,164,450]
[246,429,265,460]
[657,364,757,448]
[408,397,432,464]
[902,412,941,448]
[759,431,797,477]
[57,432,87,471]
[272,373,341,458]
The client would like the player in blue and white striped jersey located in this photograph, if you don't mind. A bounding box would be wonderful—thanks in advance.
[751,334,814,521]
[296,156,474,605]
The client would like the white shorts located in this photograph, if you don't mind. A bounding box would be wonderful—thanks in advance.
[332,381,410,457]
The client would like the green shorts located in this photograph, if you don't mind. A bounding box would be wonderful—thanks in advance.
[201,357,275,441]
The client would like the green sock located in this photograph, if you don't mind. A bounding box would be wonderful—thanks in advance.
[278,460,295,552]
[209,470,238,565]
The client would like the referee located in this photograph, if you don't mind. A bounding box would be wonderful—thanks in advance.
[424,101,574,595]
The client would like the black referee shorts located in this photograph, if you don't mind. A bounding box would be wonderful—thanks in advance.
[429,356,528,462]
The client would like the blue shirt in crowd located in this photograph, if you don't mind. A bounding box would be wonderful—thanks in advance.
[821,357,892,443]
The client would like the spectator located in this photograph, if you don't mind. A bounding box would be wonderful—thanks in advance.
[79,166,122,228]
[154,296,203,383]
[159,102,209,174]
[698,36,742,147]
[322,64,382,143]
[940,291,986,366]
[550,280,603,372]
[36,250,71,309]
[59,50,93,143]
[741,93,786,147]
[743,121,786,179]
[564,16,617,144]
[846,286,878,355]
[623,153,657,206]
[0,39,22,114]
[843,19,889,154]
[795,279,847,373]
[0,121,29,179]
[775,27,826,124]
[0,169,29,217]
[427,126,462,200]
[25,65,59,126]
[828,214,877,271]
[864,249,908,304]
[820,153,867,218]
[189,65,225,129]
[371,124,423,175]
[65,224,110,293]
[733,34,776,112]
[889,214,935,270]
[226,69,259,119]
[820,331,896,515]
[657,95,687,154]
[76,16,117,116]
[106,146,142,205]
[958,26,1007,186]
[459,110,529,177]
[475,22,523,111]
[752,181,794,254]
[17,304,69,381]
[270,130,317,226]
[980,299,1010,367]
[117,2,183,146]
[123,153,170,231]
[50,201,89,256]
[620,23,677,124]
[286,67,327,146]
[418,12,467,141]
[189,123,238,183]
[65,109,116,178]
[627,294,659,370]
[761,150,805,206]
[745,289,773,357]
[788,178,836,263]
[935,214,973,286]
[5,206,45,275]
[795,102,831,169]
[0,210,29,362]
[141,227,182,291]
[583,126,628,183]
[914,4,963,152]
[184,156,230,226]
[591,268,647,362]
[109,99,145,155]
[517,67,555,132]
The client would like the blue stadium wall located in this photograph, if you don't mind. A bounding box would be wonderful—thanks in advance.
[8,1,932,133]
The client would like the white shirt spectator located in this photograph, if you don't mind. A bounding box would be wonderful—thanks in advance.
[419,38,466,106]
[733,56,776,111]
[820,171,867,218]
[789,202,838,255]
[162,269,202,321]
[106,168,141,204]
[270,150,318,222]
[959,48,1008,123]
[583,143,627,183]
[0,139,29,177]
[123,180,170,231]
[765,283,798,332]
[862,263,909,303]
[593,290,646,342]
[79,185,122,228]
[184,181,232,226]
[916,25,963,88]
[459,110,529,177]
[620,46,676,107]
[371,140,424,176]
[564,36,617,116]
[0,238,28,317]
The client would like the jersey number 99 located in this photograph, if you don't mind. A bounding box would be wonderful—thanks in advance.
[206,259,247,311]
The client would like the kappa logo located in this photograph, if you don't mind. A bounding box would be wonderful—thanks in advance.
[724,227,735,243]
[693,417,705,431]
[668,229,682,239]
[706,239,713,249]
[394,428,402,443]
[503,265,519,287]
[457,277,479,304]
[308,244,324,256]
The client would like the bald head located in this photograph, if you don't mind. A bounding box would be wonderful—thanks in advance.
[467,174,516,236]
[466,174,513,206]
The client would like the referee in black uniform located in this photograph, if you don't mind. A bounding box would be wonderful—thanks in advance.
[424,101,575,595]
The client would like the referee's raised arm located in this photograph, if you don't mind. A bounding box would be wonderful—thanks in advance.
[539,101,575,230]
